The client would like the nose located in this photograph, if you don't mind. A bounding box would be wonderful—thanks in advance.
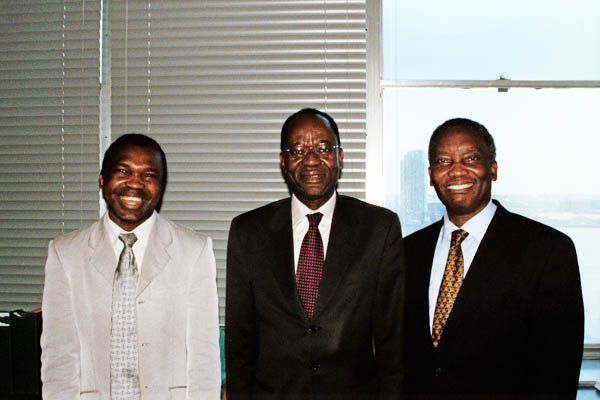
[301,148,322,165]
[448,161,467,176]
[126,173,145,188]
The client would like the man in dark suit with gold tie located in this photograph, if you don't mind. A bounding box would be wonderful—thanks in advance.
[225,108,406,399]
[404,118,584,399]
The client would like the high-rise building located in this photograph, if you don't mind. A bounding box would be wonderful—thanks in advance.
[400,150,426,235]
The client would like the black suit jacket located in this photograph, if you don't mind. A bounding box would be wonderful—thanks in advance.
[225,195,406,400]
[404,200,584,400]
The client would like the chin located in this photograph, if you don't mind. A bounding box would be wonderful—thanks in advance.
[306,189,333,200]
[449,202,485,216]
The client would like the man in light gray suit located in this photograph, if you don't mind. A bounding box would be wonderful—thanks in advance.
[41,134,221,399]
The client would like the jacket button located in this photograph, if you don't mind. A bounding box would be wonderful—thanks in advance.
[308,325,322,334]
[434,367,442,377]
[308,361,320,370]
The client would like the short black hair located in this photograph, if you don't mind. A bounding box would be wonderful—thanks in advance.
[428,118,496,165]
[101,133,168,188]
[280,108,341,150]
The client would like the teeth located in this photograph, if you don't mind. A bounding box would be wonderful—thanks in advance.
[448,183,472,190]
[303,174,322,179]
[121,196,142,204]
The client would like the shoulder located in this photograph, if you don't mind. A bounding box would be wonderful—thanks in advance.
[51,220,100,250]
[230,198,289,227]
[403,220,442,256]
[404,220,442,243]
[157,215,211,248]
[493,204,574,247]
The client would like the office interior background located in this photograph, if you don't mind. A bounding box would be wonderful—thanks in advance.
[1,0,598,396]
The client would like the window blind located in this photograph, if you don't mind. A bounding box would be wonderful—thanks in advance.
[109,0,367,322]
[0,0,100,310]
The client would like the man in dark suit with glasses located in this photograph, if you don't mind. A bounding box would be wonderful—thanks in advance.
[226,108,406,399]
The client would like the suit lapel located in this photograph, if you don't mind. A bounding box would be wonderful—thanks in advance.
[89,215,172,295]
[441,203,512,340]
[263,199,305,316]
[312,196,359,319]
[409,221,442,349]
[89,220,119,286]
[136,214,171,296]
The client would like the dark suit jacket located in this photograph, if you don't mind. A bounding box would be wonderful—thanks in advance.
[404,200,584,400]
[225,195,406,400]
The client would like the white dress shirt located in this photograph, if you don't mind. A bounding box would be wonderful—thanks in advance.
[428,200,497,331]
[291,192,336,272]
[103,210,157,274]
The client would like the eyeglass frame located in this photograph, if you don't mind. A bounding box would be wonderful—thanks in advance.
[281,144,341,160]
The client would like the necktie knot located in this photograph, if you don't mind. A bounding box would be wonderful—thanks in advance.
[450,229,468,247]
[119,232,138,249]
[307,212,323,227]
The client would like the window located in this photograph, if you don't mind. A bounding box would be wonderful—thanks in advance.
[368,0,600,361]
[108,0,368,324]
[0,0,101,310]
[0,1,369,326]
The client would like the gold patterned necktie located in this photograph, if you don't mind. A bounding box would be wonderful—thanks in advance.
[431,229,469,347]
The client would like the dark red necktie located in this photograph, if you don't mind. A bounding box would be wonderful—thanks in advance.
[296,212,324,319]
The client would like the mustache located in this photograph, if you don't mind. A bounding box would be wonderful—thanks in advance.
[115,189,150,199]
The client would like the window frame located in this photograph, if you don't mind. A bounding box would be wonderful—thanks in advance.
[366,0,600,361]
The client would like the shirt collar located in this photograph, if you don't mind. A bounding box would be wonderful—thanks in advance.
[442,200,497,242]
[291,192,336,229]
[103,210,157,247]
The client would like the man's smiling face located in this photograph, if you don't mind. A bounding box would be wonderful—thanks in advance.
[280,114,343,210]
[99,144,164,231]
[429,128,497,227]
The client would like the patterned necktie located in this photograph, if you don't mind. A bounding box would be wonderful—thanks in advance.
[296,212,324,319]
[431,229,469,347]
[110,233,141,400]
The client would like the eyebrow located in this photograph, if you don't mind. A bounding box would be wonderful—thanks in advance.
[113,162,161,173]
[435,147,482,155]
[290,139,332,145]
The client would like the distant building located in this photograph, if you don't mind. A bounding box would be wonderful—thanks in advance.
[426,201,446,224]
[400,150,426,235]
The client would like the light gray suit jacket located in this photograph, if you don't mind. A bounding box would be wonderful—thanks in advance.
[41,213,221,400]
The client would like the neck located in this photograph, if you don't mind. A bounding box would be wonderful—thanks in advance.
[448,214,470,227]
[297,192,334,210]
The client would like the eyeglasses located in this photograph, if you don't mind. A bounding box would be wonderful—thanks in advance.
[282,144,340,159]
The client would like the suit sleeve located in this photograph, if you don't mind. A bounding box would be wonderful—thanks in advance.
[372,213,406,399]
[186,236,222,400]
[225,217,256,400]
[41,240,82,400]
[527,233,584,398]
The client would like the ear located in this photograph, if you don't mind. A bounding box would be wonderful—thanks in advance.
[338,147,344,169]
[428,166,433,186]
[490,161,498,181]
[99,174,104,189]
[279,152,286,170]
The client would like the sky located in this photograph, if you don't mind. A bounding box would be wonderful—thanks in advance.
[382,0,600,81]
[381,0,600,196]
